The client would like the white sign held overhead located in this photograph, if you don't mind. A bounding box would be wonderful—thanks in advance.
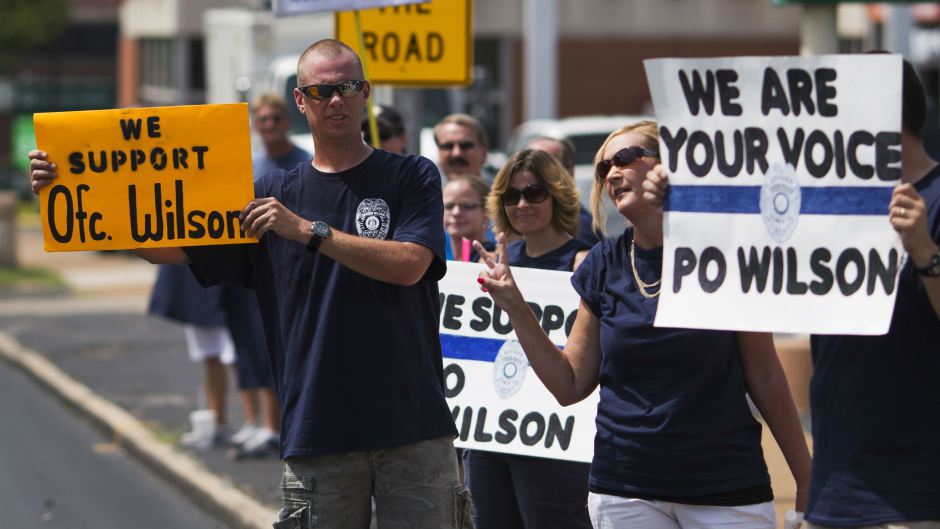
[644,54,904,335]
[439,262,598,463]
[273,0,429,17]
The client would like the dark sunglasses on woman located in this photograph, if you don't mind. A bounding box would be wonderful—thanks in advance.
[501,183,550,207]
[297,80,366,101]
[595,146,660,181]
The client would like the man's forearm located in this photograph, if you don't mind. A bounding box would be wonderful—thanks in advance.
[135,247,188,264]
[317,230,433,286]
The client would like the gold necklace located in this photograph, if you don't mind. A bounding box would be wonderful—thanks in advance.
[630,239,661,299]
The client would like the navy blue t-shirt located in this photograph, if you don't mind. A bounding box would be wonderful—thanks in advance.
[148,264,226,326]
[507,237,591,271]
[577,206,602,247]
[252,145,311,179]
[808,166,940,526]
[185,149,457,458]
[570,229,770,498]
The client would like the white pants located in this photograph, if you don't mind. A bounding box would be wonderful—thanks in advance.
[807,522,940,529]
[182,324,235,364]
[588,492,776,529]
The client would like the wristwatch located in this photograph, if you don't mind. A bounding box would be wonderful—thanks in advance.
[914,248,940,277]
[306,221,332,253]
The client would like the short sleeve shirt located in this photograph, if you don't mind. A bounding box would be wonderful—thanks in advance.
[251,145,311,179]
[185,149,457,457]
[570,229,769,498]
[507,238,591,271]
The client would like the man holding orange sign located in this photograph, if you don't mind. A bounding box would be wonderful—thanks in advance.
[30,38,471,529]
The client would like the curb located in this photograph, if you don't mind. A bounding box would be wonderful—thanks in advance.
[0,329,277,529]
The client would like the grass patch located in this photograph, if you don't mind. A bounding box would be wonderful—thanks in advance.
[16,198,41,227]
[0,266,66,290]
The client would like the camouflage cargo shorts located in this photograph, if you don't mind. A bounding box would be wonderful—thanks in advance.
[273,436,474,529]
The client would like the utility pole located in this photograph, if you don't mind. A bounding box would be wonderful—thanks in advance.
[523,0,557,120]
[800,4,839,56]
[883,4,913,57]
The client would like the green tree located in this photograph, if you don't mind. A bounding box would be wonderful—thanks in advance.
[0,0,71,67]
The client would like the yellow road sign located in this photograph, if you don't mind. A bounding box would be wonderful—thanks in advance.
[336,0,473,86]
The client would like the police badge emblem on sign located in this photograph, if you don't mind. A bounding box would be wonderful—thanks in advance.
[355,198,391,239]
[493,340,528,399]
[760,163,801,244]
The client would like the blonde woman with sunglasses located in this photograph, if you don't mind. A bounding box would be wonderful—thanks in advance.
[474,121,810,529]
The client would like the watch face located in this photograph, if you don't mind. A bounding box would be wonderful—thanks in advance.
[313,222,330,238]
[930,261,940,276]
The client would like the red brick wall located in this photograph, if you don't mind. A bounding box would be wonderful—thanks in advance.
[511,37,799,127]
[117,36,139,108]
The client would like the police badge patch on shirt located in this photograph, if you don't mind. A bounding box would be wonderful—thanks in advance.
[356,198,391,239]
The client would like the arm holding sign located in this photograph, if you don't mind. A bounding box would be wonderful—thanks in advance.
[135,247,189,264]
[474,235,601,406]
[240,198,434,288]
[645,162,812,510]
[30,149,191,265]
[29,150,432,284]
[889,183,940,319]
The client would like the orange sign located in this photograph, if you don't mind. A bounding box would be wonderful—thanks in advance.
[33,104,256,252]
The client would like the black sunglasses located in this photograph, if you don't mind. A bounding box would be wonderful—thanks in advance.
[438,141,477,151]
[501,183,550,207]
[595,146,660,181]
[297,80,366,101]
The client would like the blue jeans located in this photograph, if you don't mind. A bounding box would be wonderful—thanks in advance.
[463,449,591,529]
[275,436,474,529]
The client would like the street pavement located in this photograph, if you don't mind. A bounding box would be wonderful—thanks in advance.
[2,222,279,529]
[1,219,812,529]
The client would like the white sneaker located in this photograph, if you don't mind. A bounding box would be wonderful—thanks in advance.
[229,428,280,459]
[180,409,229,450]
[229,423,260,447]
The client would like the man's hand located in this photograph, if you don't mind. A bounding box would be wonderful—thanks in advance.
[240,197,308,241]
[890,183,938,267]
[29,150,56,195]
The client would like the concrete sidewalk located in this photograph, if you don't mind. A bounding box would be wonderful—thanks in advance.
[2,220,811,529]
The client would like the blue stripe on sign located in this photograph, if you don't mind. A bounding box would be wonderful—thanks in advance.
[440,334,505,362]
[666,185,893,215]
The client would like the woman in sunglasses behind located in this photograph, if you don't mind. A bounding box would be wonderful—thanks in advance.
[473,121,811,529]
[462,148,593,529]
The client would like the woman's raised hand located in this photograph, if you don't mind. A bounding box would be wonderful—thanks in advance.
[473,233,526,314]
[641,164,670,211]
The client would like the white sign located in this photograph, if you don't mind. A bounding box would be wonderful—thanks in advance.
[440,261,598,463]
[644,55,904,335]
[273,0,428,16]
